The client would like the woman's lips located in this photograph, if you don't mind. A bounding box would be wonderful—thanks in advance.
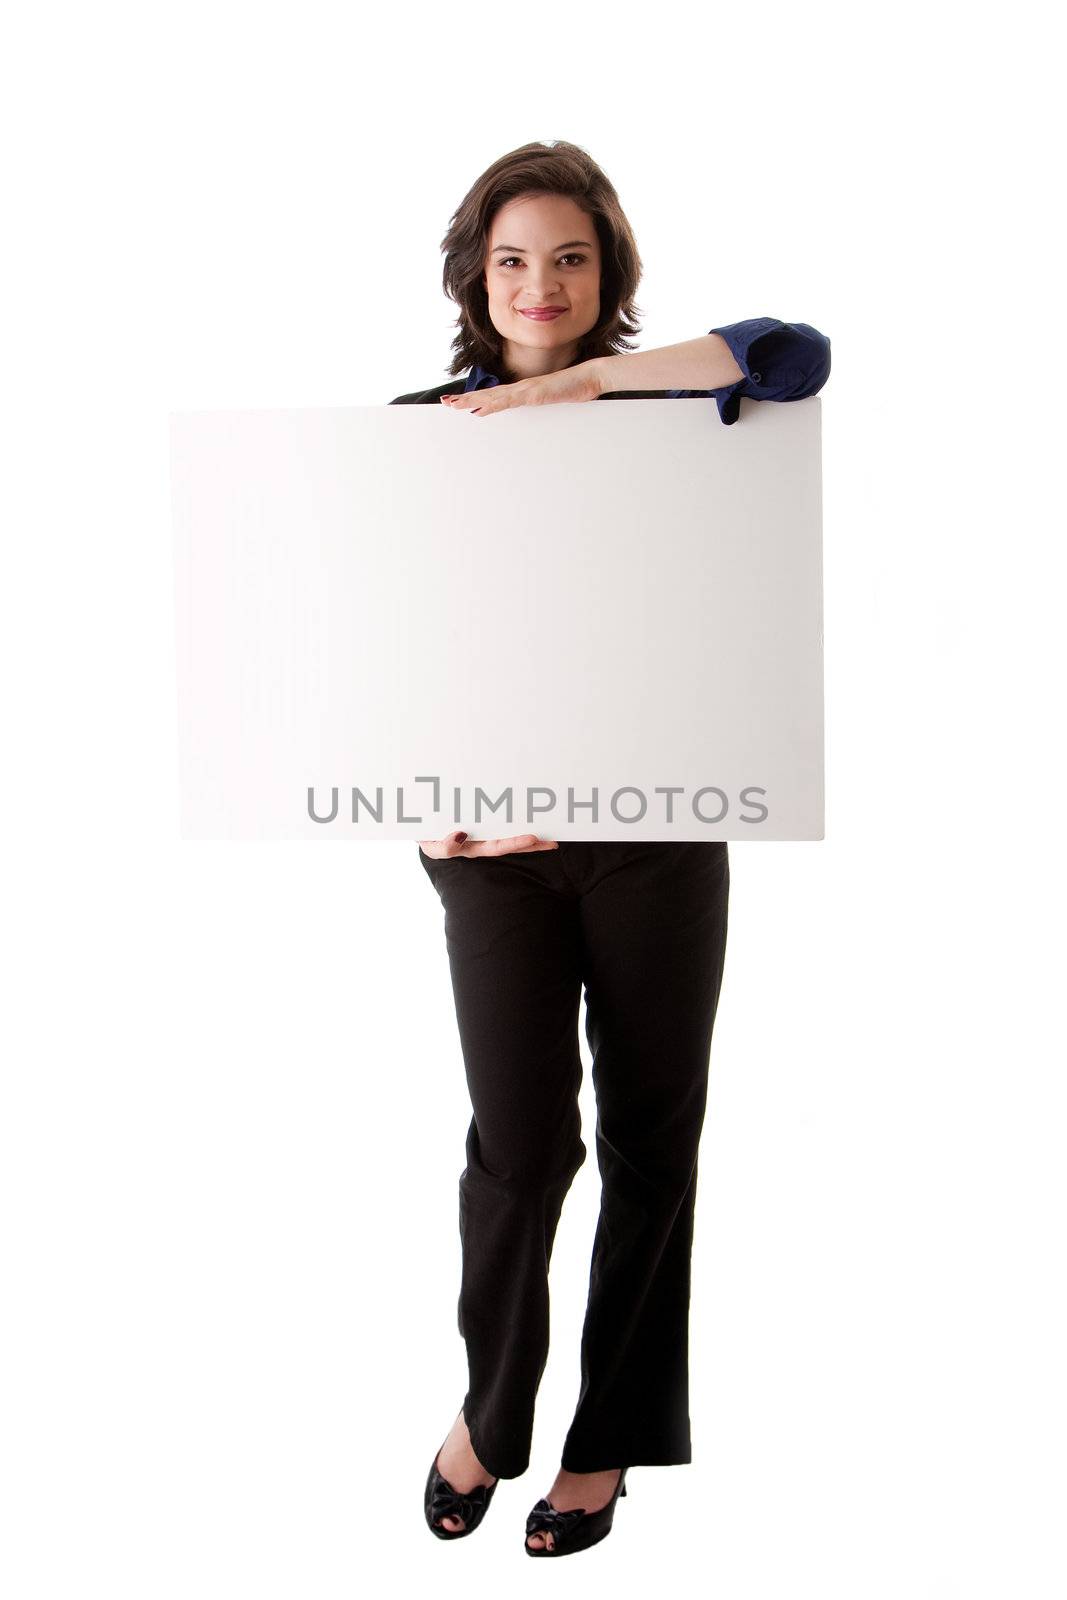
[519,307,566,320]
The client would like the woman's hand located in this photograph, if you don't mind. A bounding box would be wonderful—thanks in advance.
[419,828,558,859]
[440,361,604,416]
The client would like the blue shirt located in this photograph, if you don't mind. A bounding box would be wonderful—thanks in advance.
[466,315,831,425]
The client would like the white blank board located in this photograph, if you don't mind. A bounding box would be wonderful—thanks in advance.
[170,396,823,841]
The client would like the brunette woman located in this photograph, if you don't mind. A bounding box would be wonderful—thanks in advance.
[392,139,830,1557]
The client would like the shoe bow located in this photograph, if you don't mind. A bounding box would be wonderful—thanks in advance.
[430,1473,490,1527]
[525,1498,588,1540]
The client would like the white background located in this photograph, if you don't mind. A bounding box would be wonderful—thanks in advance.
[2,4,1064,1596]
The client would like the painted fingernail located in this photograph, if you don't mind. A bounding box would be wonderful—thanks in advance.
[455,831,468,843]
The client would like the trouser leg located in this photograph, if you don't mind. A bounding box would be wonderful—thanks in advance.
[420,848,586,1479]
[559,841,731,1471]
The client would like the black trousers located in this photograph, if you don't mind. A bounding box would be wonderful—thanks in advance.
[419,839,730,1479]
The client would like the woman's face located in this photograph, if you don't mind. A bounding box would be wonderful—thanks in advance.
[481,192,602,377]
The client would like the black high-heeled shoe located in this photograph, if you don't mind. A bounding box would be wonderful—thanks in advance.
[524,1467,629,1557]
[424,1431,499,1540]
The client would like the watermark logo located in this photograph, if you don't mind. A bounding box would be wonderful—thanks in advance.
[307,776,771,827]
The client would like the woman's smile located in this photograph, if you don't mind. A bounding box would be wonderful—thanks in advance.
[518,306,567,320]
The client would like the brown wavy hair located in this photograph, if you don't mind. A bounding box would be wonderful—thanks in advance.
[440,140,644,380]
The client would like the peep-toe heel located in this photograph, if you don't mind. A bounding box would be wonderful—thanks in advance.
[424,1429,499,1539]
[524,1467,629,1557]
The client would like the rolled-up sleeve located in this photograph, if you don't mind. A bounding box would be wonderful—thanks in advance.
[671,316,832,425]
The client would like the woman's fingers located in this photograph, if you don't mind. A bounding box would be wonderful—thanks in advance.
[473,834,559,857]
[418,829,467,858]
[440,364,602,413]
[418,830,558,858]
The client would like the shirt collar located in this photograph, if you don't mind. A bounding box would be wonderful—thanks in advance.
[465,363,502,393]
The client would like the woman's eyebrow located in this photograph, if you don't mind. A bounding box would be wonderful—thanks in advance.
[490,240,594,254]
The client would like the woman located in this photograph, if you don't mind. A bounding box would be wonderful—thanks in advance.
[391,140,830,1557]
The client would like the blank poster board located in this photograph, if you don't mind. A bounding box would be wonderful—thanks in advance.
[170,396,823,842]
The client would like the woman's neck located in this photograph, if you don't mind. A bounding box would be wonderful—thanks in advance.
[498,339,582,382]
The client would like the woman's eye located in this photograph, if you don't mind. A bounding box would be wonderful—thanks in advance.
[499,254,587,269]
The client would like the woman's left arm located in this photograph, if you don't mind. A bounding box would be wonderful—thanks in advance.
[596,317,832,424]
[440,317,830,417]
